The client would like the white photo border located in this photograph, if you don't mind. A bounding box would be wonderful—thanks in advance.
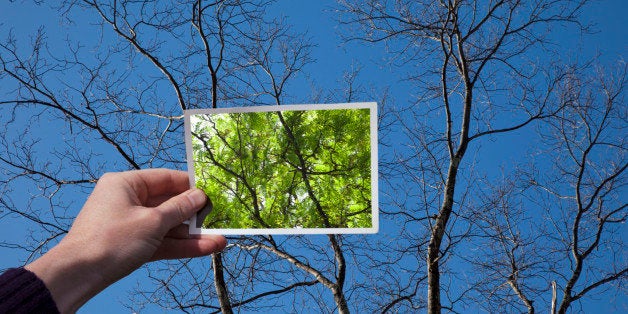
[184,102,378,235]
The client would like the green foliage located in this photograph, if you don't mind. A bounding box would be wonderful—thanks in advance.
[191,108,372,229]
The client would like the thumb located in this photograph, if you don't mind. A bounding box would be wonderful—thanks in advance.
[156,188,207,230]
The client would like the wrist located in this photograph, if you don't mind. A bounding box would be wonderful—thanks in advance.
[25,238,110,313]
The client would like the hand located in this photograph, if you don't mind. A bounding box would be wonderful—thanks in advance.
[26,169,226,313]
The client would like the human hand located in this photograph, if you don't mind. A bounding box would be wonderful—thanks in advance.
[26,169,226,313]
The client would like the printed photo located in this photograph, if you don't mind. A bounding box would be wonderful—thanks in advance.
[184,103,378,234]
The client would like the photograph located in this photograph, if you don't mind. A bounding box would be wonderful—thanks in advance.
[3,1,625,312]
[184,103,378,234]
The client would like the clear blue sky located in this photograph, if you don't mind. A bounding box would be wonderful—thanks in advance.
[1,0,626,313]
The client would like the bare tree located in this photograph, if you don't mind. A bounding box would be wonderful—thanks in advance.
[463,176,543,314]
[465,61,627,314]
[1,0,378,313]
[532,62,627,313]
[337,0,593,312]
[2,0,624,313]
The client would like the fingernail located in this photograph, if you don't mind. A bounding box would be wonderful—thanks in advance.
[187,189,207,208]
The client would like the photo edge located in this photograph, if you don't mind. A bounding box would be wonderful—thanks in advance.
[186,102,379,235]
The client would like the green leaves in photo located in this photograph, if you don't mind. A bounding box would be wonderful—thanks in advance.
[191,108,371,229]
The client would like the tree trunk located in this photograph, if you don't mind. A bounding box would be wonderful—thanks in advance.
[333,288,350,314]
[551,281,557,314]
[213,253,233,314]
[426,159,459,314]
[329,234,349,313]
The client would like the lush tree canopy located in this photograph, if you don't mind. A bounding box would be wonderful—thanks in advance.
[191,108,372,229]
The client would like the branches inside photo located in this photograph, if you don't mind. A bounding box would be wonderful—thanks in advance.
[184,103,378,235]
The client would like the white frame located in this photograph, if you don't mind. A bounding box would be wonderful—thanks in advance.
[184,102,378,235]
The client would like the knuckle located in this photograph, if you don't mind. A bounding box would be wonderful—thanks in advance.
[98,171,124,185]
[98,172,115,182]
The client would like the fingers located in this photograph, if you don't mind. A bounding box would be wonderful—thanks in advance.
[155,188,207,230]
[164,224,191,238]
[125,169,191,201]
[144,193,180,208]
[151,235,227,260]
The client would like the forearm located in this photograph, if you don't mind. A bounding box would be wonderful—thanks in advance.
[25,238,111,314]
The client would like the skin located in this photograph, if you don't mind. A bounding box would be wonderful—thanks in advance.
[25,169,227,313]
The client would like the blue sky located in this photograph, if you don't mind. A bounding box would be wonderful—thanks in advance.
[1,0,626,313]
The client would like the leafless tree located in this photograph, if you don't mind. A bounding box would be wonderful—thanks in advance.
[337,0,595,312]
[461,176,543,314]
[1,1,380,313]
[3,0,624,313]
[531,62,626,313]
[463,61,627,314]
